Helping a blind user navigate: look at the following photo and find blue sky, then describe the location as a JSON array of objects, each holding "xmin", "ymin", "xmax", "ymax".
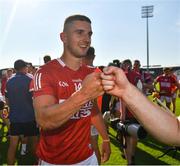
[{"xmin": 0, "ymin": 0, "xmax": 180, "ymax": 69}]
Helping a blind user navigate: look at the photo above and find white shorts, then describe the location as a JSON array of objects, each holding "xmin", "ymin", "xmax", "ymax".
[
  {"xmin": 39, "ymin": 152, "xmax": 98, "ymax": 165},
  {"xmin": 160, "ymin": 96, "xmax": 172, "ymax": 103},
  {"xmin": 91, "ymin": 125, "xmax": 99, "ymax": 136}
]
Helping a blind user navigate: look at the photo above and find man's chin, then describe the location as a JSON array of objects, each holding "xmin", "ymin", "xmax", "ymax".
[{"xmin": 76, "ymin": 54, "xmax": 86, "ymax": 58}]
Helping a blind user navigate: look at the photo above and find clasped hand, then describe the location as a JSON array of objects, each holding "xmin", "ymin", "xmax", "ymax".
[{"xmin": 82, "ymin": 66, "xmax": 129, "ymax": 99}]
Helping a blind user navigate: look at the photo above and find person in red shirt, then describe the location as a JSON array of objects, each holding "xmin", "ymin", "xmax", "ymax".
[
  {"xmin": 154, "ymin": 67, "xmax": 179, "ymax": 110},
  {"xmin": 0, "ymin": 69, "xmax": 13, "ymax": 133},
  {"xmin": 120, "ymin": 59, "xmax": 142, "ymax": 165},
  {"xmin": 1, "ymin": 70, "xmax": 7, "ymax": 97},
  {"xmin": 122, "ymin": 59, "xmax": 143, "ymax": 118},
  {"xmin": 133, "ymin": 60, "xmax": 154, "ymax": 95},
  {"xmin": 1, "ymin": 69, "xmax": 14, "ymax": 98},
  {"xmin": 170, "ymin": 69, "xmax": 179, "ymax": 113},
  {"xmin": 33, "ymin": 15, "xmax": 110, "ymax": 165}
]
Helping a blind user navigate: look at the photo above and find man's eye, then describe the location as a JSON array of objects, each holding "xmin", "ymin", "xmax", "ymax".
[
  {"xmin": 88, "ymin": 32, "xmax": 92, "ymax": 37},
  {"xmin": 77, "ymin": 30, "xmax": 83, "ymax": 35}
]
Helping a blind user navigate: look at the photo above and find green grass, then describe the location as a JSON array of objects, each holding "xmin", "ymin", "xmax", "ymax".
[
  {"xmin": 0, "ymin": 98, "xmax": 180, "ymax": 165},
  {"xmin": 100, "ymin": 128, "xmax": 180, "ymax": 165}
]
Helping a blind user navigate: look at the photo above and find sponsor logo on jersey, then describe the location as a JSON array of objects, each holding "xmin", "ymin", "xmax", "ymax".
[
  {"xmin": 70, "ymin": 101, "xmax": 93, "ymax": 119},
  {"xmin": 59, "ymin": 81, "xmax": 69, "ymax": 87},
  {"xmin": 160, "ymin": 82, "xmax": 171, "ymax": 87}
]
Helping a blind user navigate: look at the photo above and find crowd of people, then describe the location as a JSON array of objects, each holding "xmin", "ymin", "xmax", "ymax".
[{"xmin": 0, "ymin": 14, "xmax": 180, "ymax": 165}]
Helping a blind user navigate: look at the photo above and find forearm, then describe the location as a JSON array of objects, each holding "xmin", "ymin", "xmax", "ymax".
[
  {"xmin": 92, "ymin": 112, "xmax": 111, "ymax": 163},
  {"xmin": 91, "ymin": 112, "xmax": 109, "ymax": 140},
  {"xmin": 34, "ymin": 90, "xmax": 91, "ymax": 130},
  {"xmin": 121, "ymin": 83, "xmax": 180, "ymax": 146}
]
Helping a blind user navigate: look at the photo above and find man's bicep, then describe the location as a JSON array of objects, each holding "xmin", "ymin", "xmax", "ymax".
[
  {"xmin": 33, "ymin": 95, "xmax": 56, "ymax": 114},
  {"xmin": 33, "ymin": 95, "xmax": 55, "ymax": 110},
  {"xmin": 33, "ymin": 95, "xmax": 57, "ymax": 129}
]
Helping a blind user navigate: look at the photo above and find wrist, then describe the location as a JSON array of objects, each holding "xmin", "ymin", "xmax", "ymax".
[
  {"xmin": 72, "ymin": 90, "xmax": 90, "ymax": 106},
  {"xmin": 121, "ymin": 83, "xmax": 132, "ymax": 100}
]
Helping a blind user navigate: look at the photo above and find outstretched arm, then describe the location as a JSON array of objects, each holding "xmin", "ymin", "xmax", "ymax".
[{"xmin": 101, "ymin": 66, "xmax": 180, "ymax": 146}]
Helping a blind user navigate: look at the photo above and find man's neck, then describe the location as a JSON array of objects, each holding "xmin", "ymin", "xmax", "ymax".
[{"xmin": 60, "ymin": 53, "xmax": 82, "ymax": 71}]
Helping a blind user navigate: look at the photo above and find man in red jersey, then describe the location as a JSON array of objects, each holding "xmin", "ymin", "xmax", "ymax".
[
  {"xmin": 133, "ymin": 60, "xmax": 153, "ymax": 95},
  {"xmin": 169, "ymin": 68, "xmax": 179, "ymax": 113},
  {"xmin": 33, "ymin": 15, "xmax": 111, "ymax": 165},
  {"xmin": 154, "ymin": 67, "xmax": 180, "ymax": 110},
  {"xmin": 120, "ymin": 59, "xmax": 143, "ymax": 165}
]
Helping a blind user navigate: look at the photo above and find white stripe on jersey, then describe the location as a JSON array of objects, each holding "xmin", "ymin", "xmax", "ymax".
[
  {"xmin": 34, "ymin": 73, "xmax": 42, "ymax": 90},
  {"xmin": 38, "ymin": 73, "xmax": 42, "ymax": 89},
  {"xmin": 57, "ymin": 58, "xmax": 66, "ymax": 67}
]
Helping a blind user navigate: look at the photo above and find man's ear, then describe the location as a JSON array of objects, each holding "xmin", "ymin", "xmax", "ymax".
[{"xmin": 60, "ymin": 32, "xmax": 66, "ymax": 43}]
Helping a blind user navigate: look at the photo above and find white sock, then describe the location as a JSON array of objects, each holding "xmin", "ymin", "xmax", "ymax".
[{"xmin": 21, "ymin": 144, "xmax": 27, "ymax": 155}]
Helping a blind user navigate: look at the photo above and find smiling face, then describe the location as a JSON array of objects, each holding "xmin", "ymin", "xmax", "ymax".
[{"xmin": 61, "ymin": 20, "xmax": 92, "ymax": 59}]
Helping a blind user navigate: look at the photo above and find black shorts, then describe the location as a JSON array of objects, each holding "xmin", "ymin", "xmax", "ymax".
[{"xmin": 10, "ymin": 121, "xmax": 39, "ymax": 136}]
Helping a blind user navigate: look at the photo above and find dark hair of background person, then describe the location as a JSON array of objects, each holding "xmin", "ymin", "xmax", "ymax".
[
  {"xmin": 43, "ymin": 55, "xmax": 51, "ymax": 64},
  {"xmin": 113, "ymin": 59, "xmax": 121, "ymax": 68},
  {"xmin": 14, "ymin": 59, "xmax": 28, "ymax": 71}
]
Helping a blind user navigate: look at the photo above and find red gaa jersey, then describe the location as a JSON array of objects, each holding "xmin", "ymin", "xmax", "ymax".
[
  {"xmin": 125, "ymin": 70, "xmax": 142, "ymax": 119},
  {"xmin": 156, "ymin": 75, "xmax": 176, "ymax": 96},
  {"xmin": 33, "ymin": 59, "xmax": 96, "ymax": 164}
]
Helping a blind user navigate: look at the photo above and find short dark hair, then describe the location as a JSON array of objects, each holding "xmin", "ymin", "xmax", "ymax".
[
  {"xmin": 134, "ymin": 59, "xmax": 140, "ymax": 64},
  {"xmin": 63, "ymin": 14, "xmax": 91, "ymax": 32},
  {"xmin": 43, "ymin": 55, "xmax": 51, "ymax": 64},
  {"xmin": 163, "ymin": 67, "xmax": 171, "ymax": 72},
  {"xmin": 123, "ymin": 59, "xmax": 132, "ymax": 66},
  {"xmin": 113, "ymin": 59, "xmax": 121, "ymax": 68},
  {"xmin": 14, "ymin": 59, "xmax": 28, "ymax": 71},
  {"xmin": 122, "ymin": 59, "xmax": 132, "ymax": 69}
]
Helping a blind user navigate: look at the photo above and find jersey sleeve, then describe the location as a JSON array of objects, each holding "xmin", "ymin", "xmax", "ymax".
[
  {"xmin": 94, "ymin": 67, "xmax": 102, "ymax": 73},
  {"xmin": 33, "ymin": 68, "xmax": 55, "ymax": 98}
]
